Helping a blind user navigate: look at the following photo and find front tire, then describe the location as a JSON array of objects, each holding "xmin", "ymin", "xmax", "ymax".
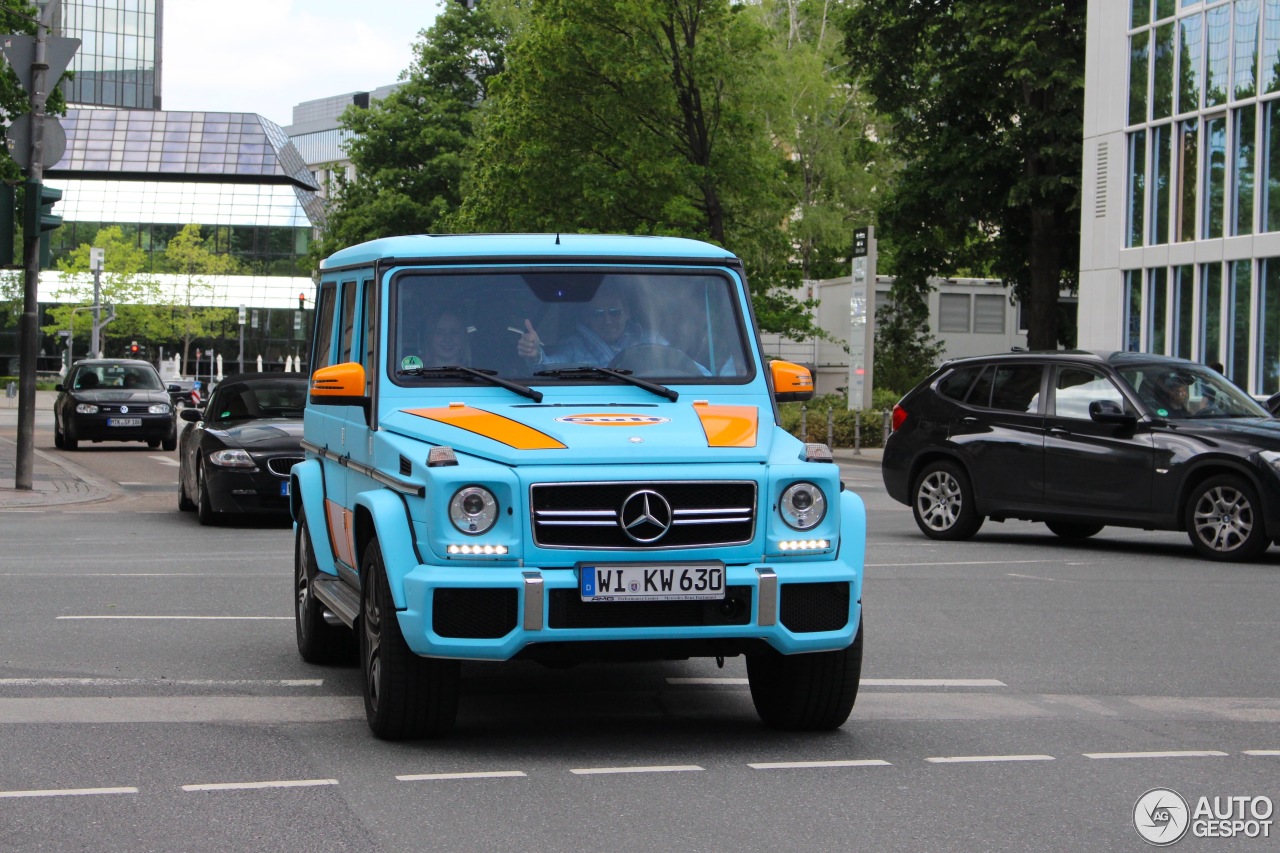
[
  {"xmin": 1185, "ymin": 475, "xmax": 1270, "ymax": 561},
  {"xmin": 912, "ymin": 460, "xmax": 983, "ymax": 540},
  {"xmin": 195, "ymin": 457, "xmax": 218, "ymax": 526},
  {"xmin": 747, "ymin": 621, "xmax": 862, "ymax": 731},
  {"xmin": 1045, "ymin": 521, "xmax": 1105, "ymax": 539},
  {"xmin": 360, "ymin": 537, "xmax": 459, "ymax": 739},
  {"xmin": 295, "ymin": 512, "xmax": 354, "ymax": 664}
]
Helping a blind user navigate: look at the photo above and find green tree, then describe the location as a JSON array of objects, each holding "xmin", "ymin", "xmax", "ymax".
[
  {"xmin": 161, "ymin": 224, "xmax": 239, "ymax": 371},
  {"xmin": 42, "ymin": 226, "xmax": 160, "ymax": 358},
  {"xmin": 313, "ymin": 1, "xmax": 505, "ymax": 260},
  {"xmin": 873, "ymin": 295, "xmax": 944, "ymax": 395},
  {"xmin": 844, "ymin": 0, "xmax": 1085, "ymax": 350}
]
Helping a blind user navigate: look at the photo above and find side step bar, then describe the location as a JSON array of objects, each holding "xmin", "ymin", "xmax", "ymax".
[{"xmin": 312, "ymin": 575, "xmax": 360, "ymax": 628}]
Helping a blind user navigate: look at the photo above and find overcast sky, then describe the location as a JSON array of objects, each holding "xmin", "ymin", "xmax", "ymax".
[{"xmin": 161, "ymin": 0, "xmax": 442, "ymax": 126}]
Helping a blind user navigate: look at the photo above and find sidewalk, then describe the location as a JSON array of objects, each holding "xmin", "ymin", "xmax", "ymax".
[{"xmin": 0, "ymin": 391, "xmax": 114, "ymax": 510}]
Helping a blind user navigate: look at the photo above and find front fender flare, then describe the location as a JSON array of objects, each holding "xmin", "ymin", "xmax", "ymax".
[
  {"xmin": 353, "ymin": 488, "xmax": 417, "ymax": 610},
  {"xmin": 291, "ymin": 459, "xmax": 336, "ymax": 577}
]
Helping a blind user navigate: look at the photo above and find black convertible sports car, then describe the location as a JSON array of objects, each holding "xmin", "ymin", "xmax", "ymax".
[{"xmin": 177, "ymin": 372, "xmax": 307, "ymax": 524}]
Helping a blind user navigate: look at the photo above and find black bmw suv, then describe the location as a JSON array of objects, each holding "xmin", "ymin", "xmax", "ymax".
[{"xmin": 882, "ymin": 351, "xmax": 1280, "ymax": 562}]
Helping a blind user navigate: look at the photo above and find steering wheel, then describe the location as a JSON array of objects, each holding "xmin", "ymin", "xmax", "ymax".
[
  {"xmin": 1193, "ymin": 403, "xmax": 1225, "ymax": 418},
  {"xmin": 608, "ymin": 344, "xmax": 703, "ymax": 376}
]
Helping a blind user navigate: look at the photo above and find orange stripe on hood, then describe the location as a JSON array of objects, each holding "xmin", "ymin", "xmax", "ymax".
[
  {"xmin": 403, "ymin": 405, "xmax": 566, "ymax": 450},
  {"xmin": 693, "ymin": 403, "xmax": 758, "ymax": 447}
]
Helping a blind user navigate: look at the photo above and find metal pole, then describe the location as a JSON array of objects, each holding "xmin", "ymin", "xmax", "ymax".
[
  {"xmin": 90, "ymin": 265, "xmax": 101, "ymax": 357},
  {"xmin": 14, "ymin": 1, "xmax": 58, "ymax": 490},
  {"xmin": 854, "ymin": 411, "xmax": 862, "ymax": 455},
  {"xmin": 800, "ymin": 404, "xmax": 807, "ymax": 442},
  {"xmin": 826, "ymin": 407, "xmax": 833, "ymax": 448}
]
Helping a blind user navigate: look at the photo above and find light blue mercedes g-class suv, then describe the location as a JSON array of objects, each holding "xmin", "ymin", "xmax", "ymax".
[{"xmin": 291, "ymin": 234, "xmax": 865, "ymax": 738}]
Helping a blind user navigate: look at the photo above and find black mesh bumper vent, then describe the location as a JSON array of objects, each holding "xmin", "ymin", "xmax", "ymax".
[
  {"xmin": 779, "ymin": 582, "xmax": 849, "ymax": 633},
  {"xmin": 432, "ymin": 588, "xmax": 518, "ymax": 639},
  {"xmin": 548, "ymin": 586, "xmax": 753, "ymax": 629}
]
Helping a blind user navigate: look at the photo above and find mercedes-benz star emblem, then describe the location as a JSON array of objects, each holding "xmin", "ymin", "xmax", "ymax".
[{"xmin": 619, "ymin": 489, "xmax": 673, "ymax": 543}]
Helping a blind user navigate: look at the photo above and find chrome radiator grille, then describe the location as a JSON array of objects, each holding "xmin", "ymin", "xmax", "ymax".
[{"xmin": 531, "ymin": 481, "xmax": 756, "ymax": 549}]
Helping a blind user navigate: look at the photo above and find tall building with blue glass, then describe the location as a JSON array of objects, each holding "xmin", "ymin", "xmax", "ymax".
[{"xmin": 1081, "ymin": 0, "xmax": 1280, "ymax": 395}]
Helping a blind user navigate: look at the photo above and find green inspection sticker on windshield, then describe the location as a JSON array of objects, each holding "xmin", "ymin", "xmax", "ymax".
[
  {"xmin": 401, "ymin": 355, "xmax": 423, "ymax": 370},
  {"xmin": 1157, "ymin": 408, "xmax": 1168, "ymax": 416}
]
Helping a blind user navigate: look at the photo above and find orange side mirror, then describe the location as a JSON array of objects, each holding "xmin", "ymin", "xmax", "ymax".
[
  {"xmin": 771, "ymin": 360, "xmax": 814, "ymax": 403},
  {"xmin": 310, "ymin": 362, "xmax": 366, "ymax": 400}
]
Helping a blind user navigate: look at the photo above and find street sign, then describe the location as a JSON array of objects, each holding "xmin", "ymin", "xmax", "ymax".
[
  {"xmin": 238, "ymin": 304, "xmax": 246, "ymax": 325},
  {"xmin": 5, "ymin": 114, "xmax": 66, "ymax": 169},
  {"xmin": 89, "ymin": 247, "xmax": 104, "ymax": 271},
  {"xmin": 0, "ymin": 35, "xmax": 81, "ymax": 93},
  {"xmin": 853, "ymin": 227, "xmax": 869, "ymax": 258}
]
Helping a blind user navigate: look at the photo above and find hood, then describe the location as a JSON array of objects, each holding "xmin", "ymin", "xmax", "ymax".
[
  {"xmin": 1174, "ymin": 417, "xmax": 1280, "ymax": 449},
  {"xmin": 209, "ymin": 419, "xmax": 305, "ymax": 451},
  {"xmin": 380, "ymin": 401, "xmax": 772, "ymax": 465},
  {"xmin": 72, "ymin": 388, "xmax": 170, "ymax": 406}
]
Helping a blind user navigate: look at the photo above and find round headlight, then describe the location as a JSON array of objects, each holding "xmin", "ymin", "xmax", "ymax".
[
  {"xmin": 450, "ymin": 486, "xmax": 498, "ymax": 535},
  {"xmin": 780, "ymin": 482, "xmax": 826, "ymax": 530}
]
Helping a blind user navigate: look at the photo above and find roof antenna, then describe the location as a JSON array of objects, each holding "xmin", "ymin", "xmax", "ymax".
[{"xmin": 555, "ymin": 233, "xmax": 560, "ymax": 245}]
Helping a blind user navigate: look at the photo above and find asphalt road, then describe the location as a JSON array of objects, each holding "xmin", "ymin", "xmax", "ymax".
[{"xmin": 0, "ymin": 424, "xmax": 1277, "ymax": 852}]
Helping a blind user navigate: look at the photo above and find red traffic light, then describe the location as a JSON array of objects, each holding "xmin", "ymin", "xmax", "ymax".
[
  {"xmin": 298, "ymin": 292, "xmax": 306, "ymax": 310},
  {"xmin": 129, "ymin": 342, "xmax": 139, "ymax": 355}
]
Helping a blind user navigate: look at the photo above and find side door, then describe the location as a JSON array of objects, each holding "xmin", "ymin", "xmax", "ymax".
[
  {"xmin": 1042, "ymin": 364, "xmax": 1155, "ymax": 517},
  {"xmin": 947, "ymin": 362, "xmax": 1047, "ymax": 511}
]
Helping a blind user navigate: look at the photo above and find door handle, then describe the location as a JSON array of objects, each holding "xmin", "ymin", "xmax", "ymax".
[{"xmin": 1048, "ymin": 427, "xmax": 1070, "ymax": 436}]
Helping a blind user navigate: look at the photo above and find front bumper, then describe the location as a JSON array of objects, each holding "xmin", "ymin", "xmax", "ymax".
[
  {"xmin": 203, "ymin": 467, "xmax": 292, "ymax": 514},
  {"xmin": 396, "ymin": 559, "xmax": 861, "ymax": 661},
  {"xmin": 70, "ymin": 413, "xmax": 174, "ymax": 443}
]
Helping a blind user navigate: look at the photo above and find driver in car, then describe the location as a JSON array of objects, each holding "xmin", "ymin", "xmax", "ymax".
[
  {"xmin": 516, "ymin": 283, "xmax": 666, "ymax": 366},
  {"xmin": 1153, "ymin": 372, "xmax": 1193, "ymax": 418}
]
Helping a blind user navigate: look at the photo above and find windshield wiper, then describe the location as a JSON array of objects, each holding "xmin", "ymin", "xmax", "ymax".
[
  {"xmin": 534, "ymin": 365, "xmax": 679, "ymax": 401},
  {"xmin": 399, "ymin": 365, "xmax": 543, "ymax": 403}
]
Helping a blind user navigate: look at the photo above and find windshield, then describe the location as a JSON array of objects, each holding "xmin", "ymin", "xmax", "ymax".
[
  {"xmin": 207, "ymin": 378, "xmax": 308, "ymax": 422},
  {"xmin": 390, "ymin": 271, "xmax": 753, "ymax": 386},
  {"xmin": 1117, "ymin": 363, "xmax": 1269, "ymax": 419},
  {"xmin": 75, "ymin": 364, "xmax": 163, "ymax": 391}
]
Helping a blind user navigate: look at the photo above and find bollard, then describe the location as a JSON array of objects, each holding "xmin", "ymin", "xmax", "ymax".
[
  {"xmin": 800, "ymin": 404, "xmax": 807, "ymax": 441},
  {"xmin": 854, "ymin": 411, "xmax": 862, "ymax": 455},
  {"xmin": 883, "ymin": 409, "xmax": 892, "ymax": 443},
  {"xmin": 5, "ymin": 380, "xmax": 15, "ymax": 399},
  {"xmin": 826, "ymin": 407, "xmax": 833, "ymax": 449}
]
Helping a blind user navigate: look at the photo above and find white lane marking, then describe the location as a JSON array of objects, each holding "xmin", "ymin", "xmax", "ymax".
[
  {"xmin": 57, "ymin": 615, "xmax": 291, "ymax": 621},
  {"xmin": 0, "ymin": 678, "xmax": 321, "ymax": 687},
  {"xmin": 148, "ymin": 455, "xmax": 179, "ymax": 467},
  {"xmin": 0, "ymin": 786, "xmax": 138, "ymax": 799},
  {"xmin": 1084, "ymin": 750, "xmax": 1229, "ymax": 760},
  {"xmin": 1243, "ymin": 750, "xmax": 1280, "ymax": 756},
  {"xmin": 749, "ymin": 760, "xmax": 891, "ymax": 770},
  {"xmin": 927, "ymin": 754, "xmax": 1055, "ymax": 764},
  {"xmin": 397, "ymin": 771, "xmax": 527, "ymax": 781},
  {"xmin": 867, "ymin": 560, "xmax": 1061, "ymax": 568},
  {"xmin": 570, "ymin": 765, "xmax": 703, "ymax": 776},
  {"xmin": 1, "ymin": 572, "xmax": 285, "ymax": 576},
  {"xmin": 182, "ymin": 779, "xmax": 337, "ymax": 792},
  {"xmin": 665, "ymin": 677, "xmax": 1006, "ymax": 688},
  {"xmin": 1007, "ymin": 573, "xmax": 1068, "ymax": 582}
]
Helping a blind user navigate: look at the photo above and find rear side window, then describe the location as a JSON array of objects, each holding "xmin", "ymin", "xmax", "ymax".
[
  {"xmin": 990, "ymin": 365, "xmax": 1043, "ymax": 413},
  {"xmin": 937, "ymin": 366, "xmax": 983, "ymax": 401}
]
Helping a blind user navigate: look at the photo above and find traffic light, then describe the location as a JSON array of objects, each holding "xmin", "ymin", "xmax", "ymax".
[
  {"xmin": 129, "ymin": 341, "xmax": 140, "ymax": 356},
  {"xmin": 22, "ymin": 182, "xmax": 62, "ymax": 269},
  {"xmin": 298, "ymin": 292, "xmax": 306, "ymax": 310}
]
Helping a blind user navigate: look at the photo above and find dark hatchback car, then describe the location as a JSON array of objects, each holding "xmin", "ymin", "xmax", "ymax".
[
  {"xmin": 177, "ymin": 372, "xmax": 307, "ymax": 525},
  {"xmin": 54, "ymin": 359, "xmax": 177, "ymax": 451},
  {"xmin": 883, "ymin": 351, "xmax": 1280, "ymax": 562}
]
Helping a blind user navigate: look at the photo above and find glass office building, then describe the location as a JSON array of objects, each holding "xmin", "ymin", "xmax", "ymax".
[
  {"xmin": 36, "ymin": 0, "xmax": 161, "ymax": 110},
  {"xmin": 1080, "ymin": 0, "xmax": 1280, "ymax": 395}
]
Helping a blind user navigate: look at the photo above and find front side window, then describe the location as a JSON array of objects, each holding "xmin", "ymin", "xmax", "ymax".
[
  {"xmin": 1119, "ymin": 362, "xmax": 1267, "ymax": 418},
  {"xmin": 1053, "ymin": 367, "xmax": 1129, "ymax": 420},
  {"xmin": 391, "ymin": 271, "xmax": 752, "ymax": 385}
]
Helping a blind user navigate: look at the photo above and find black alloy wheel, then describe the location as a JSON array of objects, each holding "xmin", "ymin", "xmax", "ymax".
[
  {"xmin": 360, "ymin": 537, "xmax": 459, "ymax": 739},
  {"xmin": 195, "ymin": 457, "xmax": 217, "ymax": 526},
  {"xmin": 294, "ymin": 511, "xmax": 354, "ymax": 664}
]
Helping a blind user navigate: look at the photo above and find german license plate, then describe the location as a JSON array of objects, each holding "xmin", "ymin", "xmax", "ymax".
[
  {"xmin": 107, "ymin": 417, "xmax": 142, "ymax": 427},
  {"xmin": 580, "ymin": 563, "xmax": 725, "ymax": 602}
]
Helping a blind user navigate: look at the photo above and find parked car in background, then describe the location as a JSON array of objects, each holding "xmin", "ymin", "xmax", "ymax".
[
  {"xmin": 53, "ymin": 359, "xmax": 177, "ymax": 451},
  {"xmin": 167, "ymin": 377, "xmax": 199, "ymax": 408},
  {"xmin": 883, "ymin": 351, "xmax": 1280, "ymax": 562},
  {"xmin": 177, "ymin": 372, "xmax": 307, "ymax": 525}
]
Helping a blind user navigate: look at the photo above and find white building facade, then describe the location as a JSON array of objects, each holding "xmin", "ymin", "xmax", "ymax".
[{"xmin": 1080, "ymin": 0, "xmax": 1280, "ymax": 395}]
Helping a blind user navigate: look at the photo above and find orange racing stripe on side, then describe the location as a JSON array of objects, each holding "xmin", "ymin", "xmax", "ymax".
[
  {"xmin": 325, "ymin": 498, "xmax": 356, "ymax": 567},
  {"xmin": 693, "ymin": 404, "xmax": 758, "ymax": 447},
  {"xmin": 403, "ymin": 406, "xmax": 567, "ymax": 450}
]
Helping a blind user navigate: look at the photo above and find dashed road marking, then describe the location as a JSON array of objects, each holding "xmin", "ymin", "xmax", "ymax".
[
  {"xmin": 1083, "ymin": 750, "xmax": 1229, "ymax": 760},
  {"xmin": 148, "ymin": 456, "xmax": 179, "ymax": 467},
  {"xmin": 570, "ymin": 765, "xmax": 703, "ymax": 776},
  {"xmin": 1242, "ymin": 750, "xmax": 1280, "ymax": 756},
  {"xmin": 0, "ymin": 678, "xmax": 321, "ymax": 688},
  {"xmin": 749, "ymin": 760, "xmax": 891, "ymax": 770},
  {"xmin": 0, "ymin": 786, "xmax": 138, "ymax": 799},
  {"xmin": 397, "ymin": 771, "xmax": 527, "ymax": 782},
  {"xmin": 57, "ymin": 615, "xmax": 291, "ymax": 621},
  {"xmin": 665, "ymin": 677, "xmax": 1006, "ymax": 688},
  {"xmin": 926, "ymin": 754, "xmax": 1055, "ymax": 764},
  {"xmin": 182, "ymin": 779, "xmax": 337, "ymax": 792}
]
